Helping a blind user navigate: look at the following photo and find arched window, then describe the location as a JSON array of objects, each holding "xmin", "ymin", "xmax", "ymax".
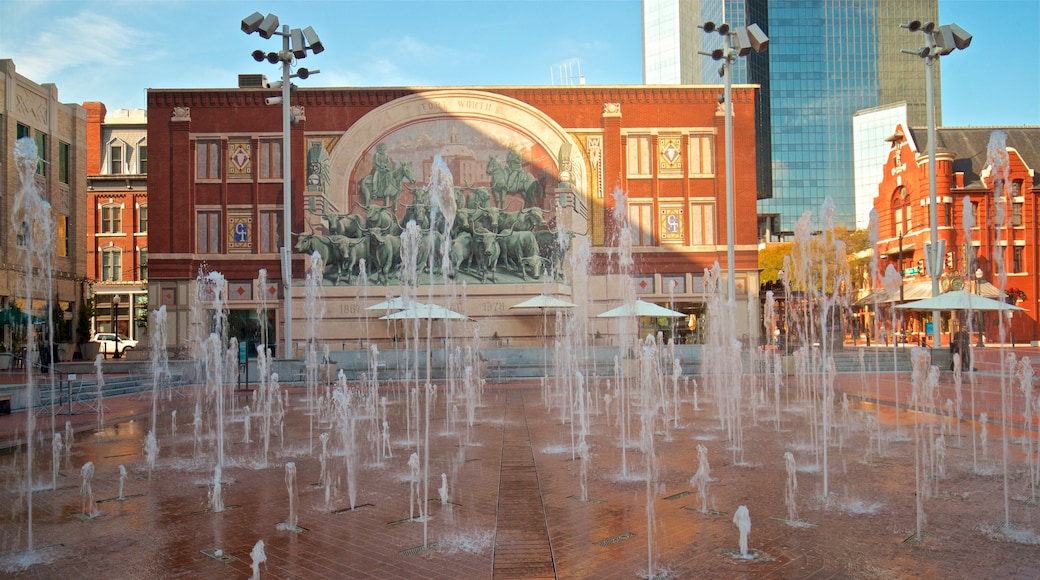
[{"xmin": 892, "ymin": 187, "xmax": 910, "ymax": 237}]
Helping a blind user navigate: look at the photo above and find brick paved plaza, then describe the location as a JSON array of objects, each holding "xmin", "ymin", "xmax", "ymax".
[{"xmin": 1, "ymin": 360, "xmax": 1039, "ymax": 578}]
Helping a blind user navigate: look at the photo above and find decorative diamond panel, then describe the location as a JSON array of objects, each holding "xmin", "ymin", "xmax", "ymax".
[{"xmin": 658, "ymin": 136, "xmax": 682, "ymax": 173}]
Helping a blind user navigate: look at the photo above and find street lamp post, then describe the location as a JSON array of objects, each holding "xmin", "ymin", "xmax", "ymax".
[
  {"xmin": 902, "ymin": 20, "xmax": 972, "ymax": 349},
  {"xmin": 975, "ymin": 267, "xmax": 984, "ymax": 347},
  {"xmin": 698, "ymin": 21, "xmax": 768, "ymax": 303},
  {"xmin": 112, "ymin": 294, "xmax": 121, "ymax": 359},
  {"xmin": 242, "ymin": 12, "xmax": 324, "ymax": 359}
]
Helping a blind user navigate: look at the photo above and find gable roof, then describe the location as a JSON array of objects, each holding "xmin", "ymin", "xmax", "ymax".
[{"xmin": 906, "ymin": 126, "xmax": 1040, "ymax": 189}]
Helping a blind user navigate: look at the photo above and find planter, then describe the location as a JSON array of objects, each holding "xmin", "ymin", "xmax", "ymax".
[
  {"xmin": 79, "ymin": 342, "xmax": 100, "ymax": 361},
  {"xmin": 56, "ymin": 343, "xmax": 76, "ymax": 362}
]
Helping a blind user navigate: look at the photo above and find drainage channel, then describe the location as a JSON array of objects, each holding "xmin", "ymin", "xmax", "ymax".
[{"xmin": 492, "ymin": 393, "xmax": 556, "ymax": 579}]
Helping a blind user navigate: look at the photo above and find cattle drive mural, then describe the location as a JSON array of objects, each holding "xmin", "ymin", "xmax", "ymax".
[{"xmin": 300, "ymin": 119, "xmax": 577, "ymax": 287}]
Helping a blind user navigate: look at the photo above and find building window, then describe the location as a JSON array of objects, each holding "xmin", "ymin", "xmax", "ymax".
[
  {"xmin": 101, "ymin": 247, "xmax": 122, "ymax": 282},
  {"xmin": 1012, "ymin": 246, "xmax": 1023, "ymax": 274},
  {"xmin": 893, "ymin": 187, "xmax": 911, "ymax": 237},
  {"xmin": 101, "ymin": 204, "xmax": 122, "ymax": 234},
  {"xmin": 970, "ymin": 201, "xmax": 979, "ymax": 227},
  {"xmin": 109, "ymin": 143, "xmax": 126, "ymax": 174},
  {"xmin": 689, "ymin": 202, "xmax": 716, "ymax": 245},
  {"xmin": 943, "ymin": 201, "xmax": 953, "ymax": 227},
  {"xmin": 15, "ymin": 222, "xmax": 28, "ymax": 248},
  {"xmin": 626, "ymin": 135, "xmax": 652, "ymax": 177},
  {"xmin": 196, "ymin": 140, "xmax": 221, "ymax": 180},
  {"xmin": 57, "ymin": 215, "xmax": 69, "ymax": 257},
  {"xmin": 138, "ymin": 144, "xmax": 148, "ymax": 174},
  {"xmin": 1012, "ymin": 202, "xmax": 1023, "ymax": 227},
  {"xmin": 139, "ymin": 247, "xmax": 148, "ymax": 280},
  {"xmin": 197, "ymin": 211, "xmax": 221, "ymax": 253},
  {"xmin": 1011, "ymin": 180, "xmax": 1022, "ymax": 197},
  {"xmin": 259, "ymin": 139, "xmax": 283, "ymax": 179},
  {"xmin": 628, "ymin": 203, "xmax": 654, "ymax": 246},
  {"xmin": 34, "ymin": 131, "xmax": 47, "ymax": 176},
  {"xmin": 688, "ymin": 134, "xmax": 714, "ymax": 176},
  {"xmin": 59, "ymin": 141, "xmax": 71, "ymax": 184},
  {"xmin": 138, "ymin": 205, "xmax": 148, "ymax": 234},
  {"xmin": 259, "ymin": 210, "xmax": 282, "ymax": 253},
  {"xmin": 16, "ymin": 123, "xmax": 31, "ymax": 140}
]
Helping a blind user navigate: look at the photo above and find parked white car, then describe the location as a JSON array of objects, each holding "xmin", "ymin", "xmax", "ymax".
[{"xmin": 91, "ymin": 333, "xmax": 138, "ymax": 357}]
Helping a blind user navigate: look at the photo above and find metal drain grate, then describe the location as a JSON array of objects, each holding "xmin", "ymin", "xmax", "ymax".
[
  {"xmin": 332, "ymin": 503, "xmax": 373, "ymax": 514},
  {"xmin": 595, "ymin": 531, "xmax": 635, "ymax": 546},
  {"xmin": 201, "ymin": 548, "xmax": 237, "ymax": 563},
  {"xmin": 400, "ymin": 541, "xmax": 440, "ymax": 555},
  {"xmin": 567, "ymin": 495, "xmax": 605, "ymax": 504}
]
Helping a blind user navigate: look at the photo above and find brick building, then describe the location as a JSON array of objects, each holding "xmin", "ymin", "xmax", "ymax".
[
  {"xmin": 84, "ymin": 103, "xmax": 149, "ymax": 343},
  {"xmin": 147, "ymin": 86, "xmax": 761, "ymax": 355},
  {"xmin": 874, "ymin": 125, "xmax": 1040, "ymax": 344},
  {"xmin": 0, "ymin": 60, "xmax": 87, "ymax": 356}
]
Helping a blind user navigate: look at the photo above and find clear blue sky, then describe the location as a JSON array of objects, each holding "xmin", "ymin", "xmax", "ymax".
[{"xmin": 1, "ymin": 0, "xmax": 1037, "ymax": 127}]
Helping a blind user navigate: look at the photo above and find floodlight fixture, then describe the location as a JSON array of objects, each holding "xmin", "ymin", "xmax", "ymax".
[
  {"xmin": 242, "ymin": 12, "xmax": 265, "ymax": 35},
  {"xmin": 902, "ymin": 20, "xmax": 922, "ymax": 32},
  {"xmin": 265, "ymin": 96, "xmax": 283, "ymax": 106},
  {"xmin": 745, "ymin": 23, "xmax": 768, "ymax": 53},
  {"xmin": 734, "ymin": 29, "xmax": 753, "ymax": 57},
  {"xmin": 302, "ymin": 26, "xmax": 324, "ymax": 54},
  {"xmin": 266, "ymin": 51, "xmax": 280, "ymax": 65},
  {"xmin": 290, "ymin": 28, "xmax": 307, "ymax": 59},
  {"xmin": 257, "ymin": 13, "xmax": 280, "ymax": 39},
  {"xmin": 295, "ymin": 68, "xmax": 311, "ymax": 80},
  {"xmin": 717, "ymin": 23, "xmax": 730, "ymax": 35},
  {"xmin": 252, "ymin": 49, "xmax": 266, "ymax": 62},
  {"xmin": 700, "ymin": 21, "xmax": 716, "ymax": 33}
]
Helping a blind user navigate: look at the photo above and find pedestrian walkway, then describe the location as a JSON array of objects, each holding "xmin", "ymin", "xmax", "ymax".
[{"xmin": 1, "ymin": 358, "xmax": 1038, "ymax": 578}]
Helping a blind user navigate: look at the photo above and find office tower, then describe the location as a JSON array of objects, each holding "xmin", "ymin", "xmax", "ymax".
[{"xmin": 643, "ymin": 0, "xmax": 939, "ymax": 235}]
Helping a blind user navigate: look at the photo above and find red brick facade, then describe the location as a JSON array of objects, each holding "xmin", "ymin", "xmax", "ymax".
[
  {"xmin": 146, "ymin": 86, "xmax": 761, "ymax": 350},
  {"xmin": 874, "ymin": 125, "xmax": 1039, "ymax": 343}
]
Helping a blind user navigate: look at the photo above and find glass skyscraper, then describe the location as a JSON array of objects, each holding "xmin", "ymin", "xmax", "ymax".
[{"xmin": 642, "ymin": 0, "xmax": 939, "ymax": 235}]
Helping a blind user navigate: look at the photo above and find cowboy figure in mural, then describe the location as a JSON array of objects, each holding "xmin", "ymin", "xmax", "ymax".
[
  {"xmin": 359, "ymin": 143, "xmax": 414, "ymax": 211},
  {"xmin": 487, "ymin": 149, "xmax": 543, "ymax": 208}
]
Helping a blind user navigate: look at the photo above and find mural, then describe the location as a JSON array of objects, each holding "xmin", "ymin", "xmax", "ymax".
[{"xmin": 300, "ymin": 118, "xmax": 576, "ymax": 286}]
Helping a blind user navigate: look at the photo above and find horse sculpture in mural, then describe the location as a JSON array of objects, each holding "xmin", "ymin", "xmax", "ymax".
[
  {"xmin": 487, "ymin": 155, "xmax": 543, "ymax": 209},
  {"xmin": 358, "ymin": 160, "xmax": 415, "ymax": 212}
]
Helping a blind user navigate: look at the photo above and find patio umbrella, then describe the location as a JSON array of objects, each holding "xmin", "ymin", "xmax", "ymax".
[
  {"xmin": 366, "ymin": 296, "xmax": 424, "ymax": 312},
  {"xmin": 510, "ymin": 295, "xmax": 576, "ymax": 310},
  {"xmin": 597, "ymin": 299, "xmax": 686, "ymax": 318},
  {"xmin": 511, "ymin": 295, "xmax": 576, "ymax": 370},
  {"xmin": 380, "ymin": 303, "xmax": 468, "ymax": 320},
  {"xmin": 895, "ymin": 290, "xmax": 1025, "ymax": 312}
]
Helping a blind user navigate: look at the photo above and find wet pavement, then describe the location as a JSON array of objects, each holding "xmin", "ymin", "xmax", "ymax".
[{"xmin": 0, "ymin": 352, "xmax": 1039, "ymax": 579}]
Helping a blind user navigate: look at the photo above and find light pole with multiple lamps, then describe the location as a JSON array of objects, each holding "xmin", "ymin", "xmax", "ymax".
[
  {"xmin": 901, "ymin": 19, "xmax": 971, "ymax": 348},
  {"xmin": 698, "ymin": 21, "xmax": 768, "ymax": 303},
  {"xmin": 241, "ymin": 12, "xmax": 324, "ymax": 359}
]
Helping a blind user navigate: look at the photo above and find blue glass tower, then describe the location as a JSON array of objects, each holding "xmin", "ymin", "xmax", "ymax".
[{"xmin": 643, "ymin": 0, "xmax": 939, "ymax": 234}]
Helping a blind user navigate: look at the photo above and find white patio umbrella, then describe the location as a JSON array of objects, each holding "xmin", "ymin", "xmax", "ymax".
[
  {"xmin": 895, "ymin": 290, "xmax": 1025, "ymax": 313},
  {"xmin": 380, "ymin": 303, "xmax": 468, "ymax": 320},
  {"xmin": 511, "ymin": 295, "xmax": 577, "ymax": 310},
  {"xmin": 597, "ymin": 299, "xmax": 686, "ymax": 318},
  {"xmin": 366, "ymin": 296, "xmax": 424, "ymax": 312},
  {"xmin": 511, "ymin": 295, "xmax": 576, "ymax": 371}
]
